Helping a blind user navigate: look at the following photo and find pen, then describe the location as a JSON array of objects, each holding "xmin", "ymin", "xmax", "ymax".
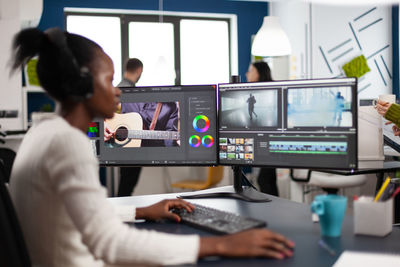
[
  {"xmin": 390, "ymin": 178, "xmax": 400, "ymax": 184},
  {"xmin": 318, "ymin": 239, "xmax": 336, "ymax": 256},
  {"xmin": 381, "ymin": 183, "xmax": 395, "ymax": 202},
  {"xmin": 374, "ymin": 177, "xmax": 391, "ymax": 202},
  {"xmin": 392, "ymin": 187, "xmax": 400, "ymax": 199}
]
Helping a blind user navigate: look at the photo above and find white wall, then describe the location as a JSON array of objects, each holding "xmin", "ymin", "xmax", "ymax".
[
  {"xmin": 312, "ymin": 4, "xmax": 392, "ymax": 99},
  {"xmin": 19, "ymin": 0, "xmax": 43, "ymax": 28},
  {"xmin": 0, "ymin": 0, "xmax": 22, "ymax": 130},
  {"xmin": 271, "ymin": 2, "xmax": 392, "ymax": 99},
  {"xmin": 0, "ymin": 0, "xmax": 43, "ymax": 131}
]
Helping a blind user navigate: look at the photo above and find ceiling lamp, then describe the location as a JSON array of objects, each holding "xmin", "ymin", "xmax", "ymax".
[{"xmin": 251, "ymin": 16, "xmax": 291, "ymax": 57}]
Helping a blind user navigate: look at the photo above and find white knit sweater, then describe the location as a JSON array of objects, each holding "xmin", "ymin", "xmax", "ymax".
[{"xmin": 9, "ymin": 114, "xmax": 199, "ymax": 266}]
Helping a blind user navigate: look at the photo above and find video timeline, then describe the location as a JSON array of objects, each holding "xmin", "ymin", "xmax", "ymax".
[{"xmin": 269, "ymin": 141, "xmax": 348, "ymax": 154}]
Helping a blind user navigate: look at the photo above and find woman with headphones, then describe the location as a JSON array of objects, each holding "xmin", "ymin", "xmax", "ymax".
[{"xmin": 9, "ymin": 28, "xmax": 294, "ymax": 266}]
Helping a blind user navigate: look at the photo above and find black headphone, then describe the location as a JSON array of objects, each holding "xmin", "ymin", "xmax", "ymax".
[{"xmin": 45, "ymin": 27, "xmax": 93, "ymax": 101}]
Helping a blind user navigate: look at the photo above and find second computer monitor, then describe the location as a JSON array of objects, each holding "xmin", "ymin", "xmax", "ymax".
[{"xmin": 218, "ymin": 78, "xmax": 358, "ymax": 169}]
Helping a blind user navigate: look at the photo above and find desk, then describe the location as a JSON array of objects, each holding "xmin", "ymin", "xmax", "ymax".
[{"xmin": 109, "ymin": 186, "xmax": 400, "ymax": 266}]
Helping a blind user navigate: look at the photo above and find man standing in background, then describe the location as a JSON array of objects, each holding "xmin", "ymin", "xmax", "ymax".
[{"xmin": 118, "ymin": 58, "xmax": 143, "ymax": 87}]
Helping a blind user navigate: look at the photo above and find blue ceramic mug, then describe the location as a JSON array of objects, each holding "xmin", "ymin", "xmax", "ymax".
[{"xmin": 311, "ymin": 194, "xmax": 347, "ymax": 237}]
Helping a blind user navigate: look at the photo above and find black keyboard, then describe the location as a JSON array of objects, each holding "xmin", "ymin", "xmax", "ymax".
[{"xmin": 172, "ymin": 203, "xmax": 267, "ymax": 234}]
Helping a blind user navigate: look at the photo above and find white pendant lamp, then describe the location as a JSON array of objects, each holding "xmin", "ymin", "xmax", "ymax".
[{"xmin": 251, "ymin": 16, "xmax": 291, "ymax": 57}]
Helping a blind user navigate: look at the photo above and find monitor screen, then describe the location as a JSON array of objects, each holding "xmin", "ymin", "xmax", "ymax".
[
  {"xmin": 218, "ymin": 78, "xmax": 358, "ymax": 169},
  {"xmin": 90, "ymin": 85, "xmax": 218, "ymax": 166}
]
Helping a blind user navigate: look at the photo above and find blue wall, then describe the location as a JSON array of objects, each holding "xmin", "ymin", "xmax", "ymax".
[{"xmin": 38, "ymin": 0, "xmax": 269, "ymax": 81}]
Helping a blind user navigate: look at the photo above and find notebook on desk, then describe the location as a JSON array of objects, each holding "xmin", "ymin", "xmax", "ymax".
[{"xmin": 333, "ymin": 251, "xmax": 400, "ymax": 267}]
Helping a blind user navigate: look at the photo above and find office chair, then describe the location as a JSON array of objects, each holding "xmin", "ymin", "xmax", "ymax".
[
  {"xmin": 0, "ymin": 147, "xmax": 16, "ymax": 183},
  {"xmin": 171, "ymin": 166, "xmax": 224, "ymax": 191},
  {"xmin": 0, "ymin": 161, "xmax": 32, "ymax": 267},
  {"xmin": 290, "ymin": 169, "xmax": 368, "ymax": 201}
]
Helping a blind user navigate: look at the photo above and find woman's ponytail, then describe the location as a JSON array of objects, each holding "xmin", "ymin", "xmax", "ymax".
[
  {"xmin": 11, "ymin": 27, "xmax": 101, "ymax": 102},
  {"xmin": 11, "ymin": 28, "xmax": 48, "ymax": 71}
]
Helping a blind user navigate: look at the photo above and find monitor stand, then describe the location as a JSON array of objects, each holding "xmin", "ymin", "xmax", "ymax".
[{"xmin": 178, "ymin": 166, "xmax": 272, "ymax": 202}]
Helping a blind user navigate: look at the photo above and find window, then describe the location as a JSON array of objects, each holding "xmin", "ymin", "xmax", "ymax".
[
  {"xmin": 180, "ymin": 19, "xmax": 230, "ymax": 85},
  {"xmin": 65, "ymin": 9, "xmax": 236, "ymax": 86},
  {"xmin": 129, "ymin": 22, "xmax": 175, "ymax": 86},
  {"xmin": 66, "ymin": 15, "xmax": 122, "ymax": 86}
]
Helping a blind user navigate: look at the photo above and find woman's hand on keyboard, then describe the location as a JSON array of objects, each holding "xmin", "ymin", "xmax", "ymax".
[
  {"xmin": 135, "ymin": 199, "xmax": 195, "ymax": 222},
  {"xmin": 199, "ymin": 229, "xmax": 295, "ymax": 259}
]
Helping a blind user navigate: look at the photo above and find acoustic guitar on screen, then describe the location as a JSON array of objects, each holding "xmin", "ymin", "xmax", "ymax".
[{"xmin": 105, "ymin": 113, "xmax": 180, "ymax": 148}]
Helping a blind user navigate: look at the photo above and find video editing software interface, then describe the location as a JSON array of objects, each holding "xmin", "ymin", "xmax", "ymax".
[
  {"xmin": 88, "ymin": 85, "xmax": 217, "ymax": 166},
  {"xmin": 218, "ymin": 78, "xmax": 358, "ymax": 169}
]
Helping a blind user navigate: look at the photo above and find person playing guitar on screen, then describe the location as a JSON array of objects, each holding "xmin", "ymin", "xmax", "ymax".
[{"xmin": 104, "ymin": 101, "xmax": 179, "ymax": 147}]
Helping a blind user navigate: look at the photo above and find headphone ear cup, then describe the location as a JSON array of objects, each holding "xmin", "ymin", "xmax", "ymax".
[{"xmin": 77, "ymin": 66, "xmax": 94, "ymax": 100}]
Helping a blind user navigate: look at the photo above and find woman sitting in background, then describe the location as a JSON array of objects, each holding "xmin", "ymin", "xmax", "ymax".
[
  {"xmin": 246, "ymin": 61, "xmax": 279, "ymax": 196},
  {"xmin": 9, "ymin": 28, "xmax": 294, "ymax": 266}
]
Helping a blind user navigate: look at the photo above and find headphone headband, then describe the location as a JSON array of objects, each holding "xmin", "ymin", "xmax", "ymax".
[{"xmin": 44, "ymin": 27, "xmax": 93, "ymax": 101}]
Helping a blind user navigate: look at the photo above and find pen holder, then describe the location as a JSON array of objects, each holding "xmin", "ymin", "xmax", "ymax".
[{"xmin": 353, "ymin": 197, "xmax": 393, "ymax": 237}]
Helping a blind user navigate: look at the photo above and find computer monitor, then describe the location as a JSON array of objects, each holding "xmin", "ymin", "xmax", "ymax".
[
  {"xmin": 88, "ymin": 85, "xmax": 218, "ymax": 166},
  {"xmin": 218, "ymin": 77, "xmax": 358, "ymax": 170}
]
